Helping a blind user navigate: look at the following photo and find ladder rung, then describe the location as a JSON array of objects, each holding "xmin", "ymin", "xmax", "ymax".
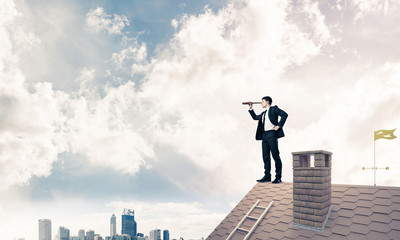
[
  {"xmin": 246, "ymin": 215, "xmax": 258, "ymax": 220},
  {"xmin": 255, "ymin": 205, "xmax": 266, "ymax": 209},
  {"xmin": 237, "ymin": 227, "xmax": 249, "ymax": 232}
]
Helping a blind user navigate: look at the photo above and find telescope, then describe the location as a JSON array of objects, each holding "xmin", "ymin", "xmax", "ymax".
[{"xmin": 242, "ymin": 101, "xmax": 261, "ymax": 105}]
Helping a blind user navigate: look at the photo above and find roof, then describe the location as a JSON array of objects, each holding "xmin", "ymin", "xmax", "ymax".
[{"xmin": 207, "ymin": 182, "xmax": 400, "ymax": 240}]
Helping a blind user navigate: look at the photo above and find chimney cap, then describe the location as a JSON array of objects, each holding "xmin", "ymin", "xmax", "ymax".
[{"xmin": 292, "ymin": 150, "xmax": 332, "ymax": 155}]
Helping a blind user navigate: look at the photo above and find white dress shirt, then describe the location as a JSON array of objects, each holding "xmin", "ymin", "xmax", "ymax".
[{"xmin": 263, "ymin": 107, "xmax": 275, "ymax": 131}]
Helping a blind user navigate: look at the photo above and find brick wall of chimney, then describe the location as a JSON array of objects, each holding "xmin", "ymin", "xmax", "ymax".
[{"xmin": 292, "ymin": 150, "xmax": 332, "ymax": 229}]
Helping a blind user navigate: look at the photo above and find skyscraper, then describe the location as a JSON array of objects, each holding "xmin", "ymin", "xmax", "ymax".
[
  {"xmin": 78, "ymin": 229, "xmax": 85, "ymax": 240},
  {"xmin": 149, "ymin": 229, "xmax": 161, "ymax": 240},
  {"xmin": 59, "ymin": 226, "xmax": 70, "ymax": 240},
  {"xmin": 121, "ymin": 209, "xmax": 137, "ymax": 239},
  {"xmin": 162, "ymin": 230, "xmax": 169, "ymax": 240},
  {"xmin": 110, "ymin": 213, "xmax": 117, "ymax": 237},
  {"xmin": 39, "ymin": 219, "xmax": 51, "ymax": 240},
  {"xmin": 86, "ymin": 230, "xmax": 95, "ymax": 240}
]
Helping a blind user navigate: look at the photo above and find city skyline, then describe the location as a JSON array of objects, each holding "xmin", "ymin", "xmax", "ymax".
[{"xmin": 37, "ymin": 211, "xmax": 175, "ymax": 240}]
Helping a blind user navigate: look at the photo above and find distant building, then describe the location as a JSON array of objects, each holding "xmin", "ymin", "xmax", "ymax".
[
  {"xmin": 39, "ymin": 219, "xmax": 51, "ymax": 240},
  {"xmin": 112, "ymin": 234, "xmax": 131, "ymax": 240},
  {"xmin": 162, "ymin": 230, "xmax": 169, "ymax": 240},
  {"xmin": 86, "ymin": 230, "xmax": 95, "ymax": 240},
  {"xmin": 94, "ymin": 236, "xmax": 103, "ymax": 240},
  {"xmin": 59, "ymin": 226, "xmax": 70, "ymax": 240},
  {"xmin": 78, "ymin": 229, "xmax": 85, "ymax": 240},
  {"xmin": 121, "ymin": 209, "xmax": 137, "ymax": 239},
  {"xmin": 71, "ymin": 237, "xmax": 80, "ymax": 240},
  {"xmin": 149, "ymin": 229, "xmax": 161, "ymax": 240},
  {"xmin": 110, "ymin": 213, "xmax": 117, "ymax": 237},
  {"xmin": 105, "ymin": 237, "xmax": 111, "ymax": 240}
]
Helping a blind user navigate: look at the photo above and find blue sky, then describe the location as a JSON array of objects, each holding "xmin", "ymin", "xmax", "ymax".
[{"xmin": 2, "ymin": 0, "xmax": 400, "ymax": 239}]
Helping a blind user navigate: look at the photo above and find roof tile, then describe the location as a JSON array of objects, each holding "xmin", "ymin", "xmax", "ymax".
[
  {"xmin": 241, "ymin": 218, "xmax": 256, "ymax": 229},
  {"xmin": 368, "ymin": 221, "xmax": 391, "ymax": 233},
  {"xmin": 230, "ymin": 231, "xmax": 246, "ymax": 240},
  {"xmin": 354, "ymin": 207, "xmax": 373, "ymax": 216},
  {"xmin": 390, "ymin": 203, "xmax": 400, "ymax": 211},
  {"xmin": 298, "ymin": 229, "xmax": 318, "ymax": 238},
  {"xmin": 373, "ymin": 197, "xmax": 392, "ymax": 206},
  {"xmin": 348, "ymin": 223, "xmax": 369, "ymax": 235},
  {"xmin": 344, "ymin": 188, "xmax": 360, "ymax": 196},
  {"xmin": 366, "ymin": 231, "xmax": 391, "ymax": 240},
  {"xmin": 388, "ymin": 220, "xmax": 400, "ymax": 230},
  {"xmin": 253, "ymin": 229, "xmax": 270, "ymax": 239},
  {"xmin": 342, "ymin": 195, "xmax": 358, "ymax": 202},
  {"xmin": 371, "ymin": 205, "xmax": 392, "ymax": 214},
  {"xmin": 369, "ymin": 213, "xmax": 392, "ymax": 224},
  {"xmin": 331, "ymin": 225, "xmax": 351, "ymax": 236},
  {"xmin": 347, "ymin": 232, "xmax": 368, "ymax": 240},
  {"xmin": 389, "ymin": 211, "xmax": 400, "ymax": 219},
  {"xmin": 270, "ymin": 229, "xmax": 285, "ymax": 239},
  {"xmin": 358, "ymin": 187, "xmax": 378, "ymax": 194},
  {"xmin": 328, "ymin": 233, "xmax": 347, "ymax": 240},
  {"xmin": 335, "ymin": 216, "xmax": 352, "ymax": 226},
  {"xmin": 375, "ymin": 189, "xmax": 392, "ymax": 199},
  {"xmin": 337, "ymin": 209, "xmax": 355, "ymax": 218},
  {"xmin": 340, "ymin": 201, "xmax": 356, "ymax": 210},
  {"xmin": 358, "ymin": 193, "xmax": 375, "ymax": 201},
  {"xmin": 352, "ymin": 215, "xmax": 372, "ymax": 225},
  {"xmin": 279, "ymin": 215, "xmax": 292, "ymax": 224},
  {"xmin": 274, "ymin": 222, "xmax": 290, "ymax": 232},
  {"xmin": 356, "ymin": 199, "xmax": 373, "ymax": 208},
  {"xmin": 388, "ymin": 229, "xmax": 400, "ymax": 239}
]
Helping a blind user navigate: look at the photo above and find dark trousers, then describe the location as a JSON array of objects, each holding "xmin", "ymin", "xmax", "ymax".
[{"xmin": 262, "ymin": 131, "xmax": 282, "ymax": 179}]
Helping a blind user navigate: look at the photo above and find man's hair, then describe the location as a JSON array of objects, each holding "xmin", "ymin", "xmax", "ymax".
[{"xmin": 262, "ymin": 96, "xmax": 272, "ymax": 105}]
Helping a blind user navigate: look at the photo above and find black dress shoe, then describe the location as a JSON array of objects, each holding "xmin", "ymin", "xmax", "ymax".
[
  {"xmin": 257, "ymin": 175, "xmax": 271, "ymax": 182},
  {"xmin": 272, "ymin": 179, "xmax": 282, "ymax": 184}
]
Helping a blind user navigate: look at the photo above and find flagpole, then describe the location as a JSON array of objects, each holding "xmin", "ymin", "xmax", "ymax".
[
  {"xmin": 363, "ymin": 129, "xmax": 394, "ymax": 186},
  {"xmin": 374, "ymin": 133, "xmax": 376, "ymax": 186}
]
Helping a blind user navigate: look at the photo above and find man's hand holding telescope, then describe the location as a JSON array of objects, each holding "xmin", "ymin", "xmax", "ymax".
[{"xmin": 242, "ymin": 101, "xmax": 261, "ymax": 110}]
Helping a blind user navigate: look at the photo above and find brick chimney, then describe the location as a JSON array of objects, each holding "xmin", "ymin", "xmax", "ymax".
[{"xmin": 292, "ymin": 150, "xmax": 332, "ymax": 231}]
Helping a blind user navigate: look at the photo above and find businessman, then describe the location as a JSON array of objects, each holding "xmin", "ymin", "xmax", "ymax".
[{"xmin": 248, "ymin": 96, "xmax": 288, "ymax": 183}]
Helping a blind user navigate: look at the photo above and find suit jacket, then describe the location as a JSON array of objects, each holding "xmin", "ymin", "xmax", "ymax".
[{"xmin": 249, "ymin": 106, "xmax": 288, "ymax": 140}]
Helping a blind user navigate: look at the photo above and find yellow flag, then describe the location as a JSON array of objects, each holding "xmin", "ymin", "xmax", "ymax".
[{"xmin": 374, "ymin": 129, "xmax": 397, "ymax": 140}]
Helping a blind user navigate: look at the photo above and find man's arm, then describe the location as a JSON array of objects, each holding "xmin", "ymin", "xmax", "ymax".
[
  {"xmin": 248, "ymin": 103, "xmax": 261, "ymax": 120},
  {"xmin": 276, "ymin": 107, "xmax": 288, "ymax": 128}
]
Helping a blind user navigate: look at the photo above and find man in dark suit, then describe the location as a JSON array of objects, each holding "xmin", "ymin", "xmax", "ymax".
[{"xmin": 248, "ymin": 96, "xmax": 288, "ymax": 183}]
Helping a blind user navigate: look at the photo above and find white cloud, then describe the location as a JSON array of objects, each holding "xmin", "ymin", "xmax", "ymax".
[
  {"xmin": 349, "ymin": 0, "xmax": 400, "ymax": 21},
  {"xmin": 86, "ymin": 7, "xmax": 129, "ymax": 35},
  {"xmin": 64, "ymin": 73, "xmax": 155, "ymax": 174},
  {"xmin": 0, "ymin": 2, "xmax": 152, "ymax": 190},
  {"xmin": 0, "ymin": 0, "xmax": 67, "ymax": 190},
  {"xmin": 111, "ymin": 43, "xmax": 147, "ymax": 66}
]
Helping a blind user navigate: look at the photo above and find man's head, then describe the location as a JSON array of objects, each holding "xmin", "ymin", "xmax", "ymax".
[{"xmin": 261, "ymin": 96, "xmax": 272, "ymax": 108}]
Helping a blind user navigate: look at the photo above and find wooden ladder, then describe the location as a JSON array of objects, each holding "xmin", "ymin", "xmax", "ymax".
[{"xmin": 226, "ymin": 200, "xmax": 274, "ymax": 240}]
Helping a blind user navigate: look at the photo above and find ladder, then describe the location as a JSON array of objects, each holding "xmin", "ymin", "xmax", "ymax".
[{"xmin": 226, "ymin": 200, "xmax": 274, "ymax": 240}]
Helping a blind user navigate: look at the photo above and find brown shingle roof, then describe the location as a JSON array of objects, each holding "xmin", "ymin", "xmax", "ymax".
[{"xmin": 207, "ymin": 182, "xmax": 400, "ymax": 240}]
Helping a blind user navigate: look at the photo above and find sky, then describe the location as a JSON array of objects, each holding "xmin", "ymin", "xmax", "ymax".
[{"xmin": 1, "ymin": 0, "xmax": 400, "ymax": 239}]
